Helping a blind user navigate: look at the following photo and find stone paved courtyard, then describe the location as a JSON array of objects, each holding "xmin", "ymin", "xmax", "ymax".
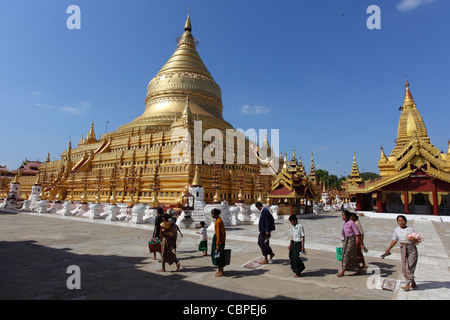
[{"xmin": 1, "ymin": 210, "xmax": 449, "ymax": 302}]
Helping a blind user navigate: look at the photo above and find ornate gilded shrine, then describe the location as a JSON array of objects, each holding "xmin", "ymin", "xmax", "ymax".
[
  {"xmin": 346, "ymin": 81, "xmax": 450, "ymax": 215},
  {"xmin": 268, "ymin": 149, "xmax": 318, "ymax": 214},
  {"xmin": 17, "ymin": 14, "xmax": 280, "ymax": 207}
]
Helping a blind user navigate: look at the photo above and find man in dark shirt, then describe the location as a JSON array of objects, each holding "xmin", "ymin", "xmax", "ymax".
[{"xmin": 256, "ymin": 202, "xmax": 275, "ymax": 264}]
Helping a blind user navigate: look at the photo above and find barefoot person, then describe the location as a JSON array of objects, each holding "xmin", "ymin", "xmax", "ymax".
[
  {"xmin": 151, "ymin": 207, "xmax": 164, "ymax": 260},
  {"xmin": 157, "ymin": 214, "xmax": 180, "ymax": 272},
  {"xmin": 256, "ymin": 202, "xmax": 275, "ymax": 264},
  {"xmin": 337, "ymin": 211, "xmax": 364, "ymax": 277},
  {"xmin": 211, "ymin": 208, "xmax": 226, "ymax": 277},
  {"xmin": 384, "ymin": 215, "xmax": 418, "ymax": 291},
  {"xmin": 288, "ymin": 215, "xmax": 306, "ymax": 277},
  {"xmin": 351, "ymin": 212, "xmax": 367, "ymax": 270},
  {"xmin": 196, "ymin": 221, "xmax": 208, "ymax": 256}
]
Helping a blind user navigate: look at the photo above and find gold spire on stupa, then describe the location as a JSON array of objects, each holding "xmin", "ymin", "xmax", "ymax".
[
  {"xmin": 34, "ymin": 172, "xmax": 41, "ymax": 185},
  {"xmin": 184, "ymin": 8, "xmax": 192, "ymax": 31},
  {"xmin": 348, "ymin": 152, "xmax": 363, "ymax": 184},
  {"xmin": 85, "ymin": 122, "xmax": 98, "ymax": 144},
  {"xmin": 392, "ymin": 80, "xmax": 429, "ymax": 156},
  {"xmin": 287, "ymin": 148, "xmax": 298, "ymax": 171},
  {"xmin": 379, "ymin": 145, "xmax": 388, "ymax": 164},
  {"xmin": 12, "ymin": 170, "xmax": 20, "ymax": 183},
  {"xmin": 309, "ymin": 152, "xmax": 317, "ymax": 183},
  {"xmin": 191, "ymin": 165, "xmax": 202, "ymax": 187}
]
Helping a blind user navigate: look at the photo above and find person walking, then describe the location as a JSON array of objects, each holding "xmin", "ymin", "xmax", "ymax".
[
  {"xmin": 337, "ymin": 210, "xmax": 364, "ymax": 277},
  {"xmin": 351, "ymin": 212, "xmax": 367, "ymax": 270},
  {"xmin": 211, "ymin": 208, "xmax": 226, "ymax": 277},
  {"xmin": 384, "ymin": 215, "xmax": 418, "ymax": 291},
  {"xmin": 169, "ymin": 211, "xmax": 183, "ymax": 254},
  {"xmin": 256, "ymin": 202, "xmax": 275, "ymax": 264},
  {"xmin": 288, "ymin": 215, "xmax": 306, "ymax": 277},
  {"xmin": 151, "ymin": 207, "xmax": 164, "ymax": 260},
  {"xmin": 196, "ymin": 221, "xmax": 208, "ymax": 256},
  {"xmin": 157, "ymin": 214, "xmax": 180, "ymax": 272}
]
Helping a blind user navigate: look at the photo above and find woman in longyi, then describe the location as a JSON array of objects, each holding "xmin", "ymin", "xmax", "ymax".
[
  {"xmin": 384, "ymin": 215, "xmax": 422, "ymax": 291},
  {"xmin": 337, "ymin": 211, "xmax": 364, "ymax": 277},
  {"xmin": 157, "ymin": 214, "xmax": 181, "ymax": 272},
  {"xmin": 210, "ymin": 208, "xmax": 226, "ymax": 277}
]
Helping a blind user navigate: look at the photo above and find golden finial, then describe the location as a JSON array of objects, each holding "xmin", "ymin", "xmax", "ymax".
[
  {"xmin": 191, "ymin": 165, "xmax": 202, "ymax": 186},
  {"xmin": 46, "ymin": 152, "xmax": 50, "ymax": 162},
  {"xmin": 86, "ymin": 122, "xmax": 98, "ymax": 143},
  {"xmin": 34, "ymin": 173, "xmax": 41, "ymax": 185},
  {"xmin": 182, "ymin": 95, "xmax": 192, "ymax": 125},
  {"xmin": 403, "ymin": 78, "xmax": 414, "ymax": 106},
  {"xmin": 379, "ymin": 145, "xmax": 388, "ymax": 163},
  {"xmin": 185, "ymin": 8, "xmax": 192, "ymax": 31}
]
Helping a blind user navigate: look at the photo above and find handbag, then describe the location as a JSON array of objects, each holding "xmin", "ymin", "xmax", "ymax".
[
  {"xmin": 148, "ymin": 238, "xmax": 161, "ymax": 253},
  {"xmin": 224, "ymin": 249, "xmax": 231, "ymax": 265},
  {"xmin": 336, "ymin": 247, "xmax": 343, "ymax": 261}
]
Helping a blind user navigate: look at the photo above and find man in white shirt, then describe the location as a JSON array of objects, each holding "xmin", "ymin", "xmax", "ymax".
[{"xmin": 288, "ymin": 215, "xmax": 305, "ymax": 277}]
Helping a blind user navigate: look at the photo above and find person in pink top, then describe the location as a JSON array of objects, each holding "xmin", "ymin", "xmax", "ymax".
[{"xmin": 337, "ymin": 211, "xmax": 364, "ymax": 277}]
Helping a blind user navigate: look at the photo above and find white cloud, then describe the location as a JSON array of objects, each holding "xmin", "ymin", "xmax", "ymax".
[
  {"xmin": 59, "ymin": 106, "xmax": 83, "ymax": 115},
  {"xmin": 313, "ymin": 146, "xmax": 332, "ymax": 153},
  {"xmin": 35, "ymin": 103, "xmax": 54, "ymax": 110},
  {"xmin": 397, "ymin": 0, "xmax": 435, "ymax": 12},
  {"xmin": 30, "ymin": 91, "xmax": 41, "ymax": 96},
  {"xmin": 239, "ymin": 104, "xmax": 271, "ymax": 115},
  {"xmin": 35, "ymin": 101, "xmax": 91, "ymax": 115},
  {"xmin": 59, "ymin": 101, "xmax": 91, "ymax": 115}
]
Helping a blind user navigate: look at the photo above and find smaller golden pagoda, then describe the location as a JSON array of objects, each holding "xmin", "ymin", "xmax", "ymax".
[
  {"xmin": 346, "ymin": 80, "xmax": 450, "ymax": 215},
  {"xmin": 268, "ymin": 149, "xmax": 318, "ymax": 214}
]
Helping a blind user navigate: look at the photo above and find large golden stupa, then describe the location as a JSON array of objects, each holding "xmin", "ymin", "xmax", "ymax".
[
  {"xmin": 118, "ymin": 13, "xmax": 233, "ymax": 132},
  {"xmin": 17, "ymin": 13, "xmax": 276, "ymax": 207}
]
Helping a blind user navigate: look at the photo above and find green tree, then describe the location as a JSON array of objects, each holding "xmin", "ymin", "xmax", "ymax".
[
  {"xmin": 316, "ymin": 169, "xmax": 329, "ymax": 184},
  {"xmin": 360, "ymin": 172, "xmax": 380, "ymax": 181}
]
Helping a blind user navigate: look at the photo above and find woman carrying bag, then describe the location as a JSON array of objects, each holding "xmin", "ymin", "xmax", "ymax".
[
  {"xmin": 211, "ymin": 208, "xmax": 226, "ymax": 277},
  {"xmin": 337, "ymin": 211, "xmax": 364, "ymax": 277},
  {"xmin": 157, "ymin": 214, "xmax": 181, "ymax": 272}
]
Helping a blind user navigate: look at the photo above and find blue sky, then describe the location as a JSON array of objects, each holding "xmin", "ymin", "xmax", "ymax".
[{"xmin": 0, "ymin": 0, "xmax": 449, "ymax": 177}]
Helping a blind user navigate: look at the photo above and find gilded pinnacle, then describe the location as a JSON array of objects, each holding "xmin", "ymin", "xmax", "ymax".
[{"xmin": 185, "ymin": 9, "xmax": 192, "ymax": 31}]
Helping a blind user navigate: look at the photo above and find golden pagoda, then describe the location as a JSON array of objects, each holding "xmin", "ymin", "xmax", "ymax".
[
  {"xmin": 347, "ymin": 152, "xmax": 363, "ymax": 185},
  {"xmin": 346, "ymin": 80, "xmax": 450, "ymax": 215},
  {"xmin": 18, "ymin": 13, "xmax": 275, "ymax": 206}
]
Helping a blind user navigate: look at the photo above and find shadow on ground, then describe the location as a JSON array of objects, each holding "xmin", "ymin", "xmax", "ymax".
[{"xmin": 0, "ymin": 240, "xmax": 293, "ymax": 300}]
